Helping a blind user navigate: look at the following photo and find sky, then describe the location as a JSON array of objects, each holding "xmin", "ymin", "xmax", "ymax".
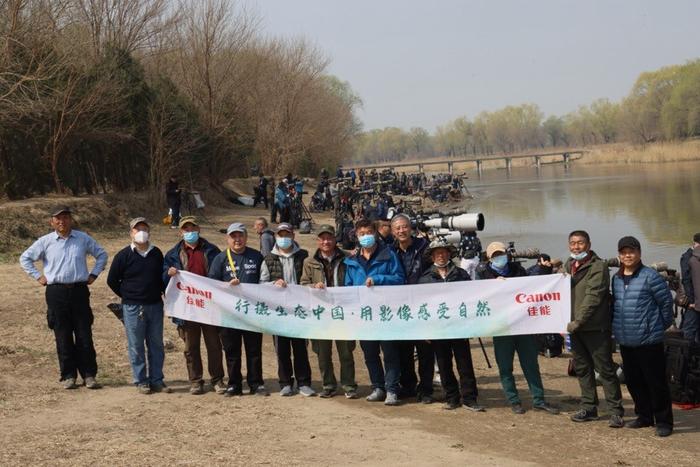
[{"xmin": 254, "ymin": 0, "xmax": 700, "ymax": 132}]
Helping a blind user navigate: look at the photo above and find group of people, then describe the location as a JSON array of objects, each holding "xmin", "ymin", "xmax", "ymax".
[{"xmin": 19, "ymin": 205, "xmax": 688, "ymax": 438}]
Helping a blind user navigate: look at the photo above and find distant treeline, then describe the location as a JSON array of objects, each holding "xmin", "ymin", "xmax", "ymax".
[
  {"xmin": 353, "ymin": 60, "xmax": 700, "ymax": 164},
  {"xmin": 0, "ymin": 0, "xmax": 361, "ymax": 199}
]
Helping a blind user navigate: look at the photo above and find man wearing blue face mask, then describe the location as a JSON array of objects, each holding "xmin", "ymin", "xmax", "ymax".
[
  {"xmin": 164, "ymin": 216, "xmax": 224, "ymax": 395},
  {"xmin": 564, "ymin": 230, "xmax": 624, "ymax": 427},
  {"xmin": 260, "ymin": 223, "xmax": 315, "ymax": 397},
  {"xmin": 475, "ymin": 242, "xmax": 559, "ymax": 416},
  {"xmin": 344, "ymin": 219, "xmax": 406, "ymax": 406}
]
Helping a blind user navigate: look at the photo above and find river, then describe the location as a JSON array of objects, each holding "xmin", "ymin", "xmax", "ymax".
[{"xmin": 464, "ymin": 161, "xmax": 700, "ymax": 267}]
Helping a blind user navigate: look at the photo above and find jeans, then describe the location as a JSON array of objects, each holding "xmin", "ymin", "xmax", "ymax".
[
  {"xmin": 681, "ymin": 308, "xmax": 700, "ymax": 343},
  {"xmin": 122, "ymin": 302, "xmax": 165, "ymax": 386},
  {"xmin": 45, "ymin": 284, "xmax": 97, "ymax": 381},
  {"xmin": 360, "ymin": 340, "xmax": 401, "ymax": 394}
]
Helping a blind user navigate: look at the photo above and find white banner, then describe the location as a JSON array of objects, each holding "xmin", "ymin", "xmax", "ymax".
[{"xmin": 164, "ymin": 271, "xmax": 570, "ymax": 340}]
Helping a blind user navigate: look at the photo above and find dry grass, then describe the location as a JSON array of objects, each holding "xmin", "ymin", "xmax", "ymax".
[{"xmin": 580, "ymin": 140, "xmax": 700, "ymax": 165}]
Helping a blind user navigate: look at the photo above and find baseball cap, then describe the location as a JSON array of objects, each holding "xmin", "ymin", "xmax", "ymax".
[
  {"xmin": 129, "ymin": 217, "xmax": 149, "ymax": 229},
  {"xmin": 486, "ymin": 241, "xmax": 507, "ymax": 259},
  {"xmin": 316, "ymin": 224, "xmax": 335, "ymax": 236},
  {"xmin": 51, "ymin": 206, "xmax": 72, "ymax": 217},
  {"xmin": 226, "ymin": 222, "xmax": 247, "ymax": 235},
  {"xmin": 178, "ymin": 216, "xmax": 198, "ymax": 229},
  {"xmin": 617, "ymin": 236, "xmax": 641, "ymax": 252},
  {"xmin": 276, "ymin": 223, "xmax": 294, "ymax": 233}
]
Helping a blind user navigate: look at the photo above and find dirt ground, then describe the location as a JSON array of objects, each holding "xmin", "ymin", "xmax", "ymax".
[{"xmin": 1, "ymin": 201, "xmax": 698, "ymax": 466}]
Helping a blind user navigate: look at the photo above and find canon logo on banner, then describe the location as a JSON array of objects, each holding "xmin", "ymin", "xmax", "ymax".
[
  {"xmin": 515, "ymin": 292, "xmax": 561, "ymax": 303},
  {"xmin": 176, "ymin": 282, "xmax": 213, "ymax": 299}
]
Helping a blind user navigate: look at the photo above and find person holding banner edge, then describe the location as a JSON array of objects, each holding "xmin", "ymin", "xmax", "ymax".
[
  {"xmin": 208, "ymin": 222, "xmax": 268, "ymax": 397},
  {"xmin": 476, "ymin": 242, "xmax": 559, "ymax": 415},
  {"xmin": 163, "ymin": 216, "xmax": 225, "ymax": 395},
  {"xmin": 344, "ymin": 219, "xmax": 406, "ymax": 406},
  {"xmin": 418, "ymin": 240, "xmax": 485, "ymax": 412},
  {"xmin": 300, "ymin": 224, "xmax": 358, "ymax": 399},
  {"xmin": 260, "ymin": 223, "xmax": 315, "ymax": 397}
]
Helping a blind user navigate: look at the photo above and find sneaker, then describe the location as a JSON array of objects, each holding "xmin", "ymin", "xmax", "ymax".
[
  {"xmin": 213, "ymin": 382, "xmax": 227, "ymax": 395},
  {"xmin": 511, "ymin": 403, "xmax": 526, "ymax": 414},
  {"xmin": 345, "ymin": 389, "xmax": 359, "ymax": 399},
  {"xmin": 319, "ymin": 388, "xmax": 337, "ymax": 398},
  {"xmin": 417, "ymin": 393, "xmax": 435, "ymax": 404},
  {"xmin": 223, "ymin": 386, "xmax": 243, "ymax": 397},
  {"xmin": 137, "ymin": 383, "xmax": 152, "ymax": 395},
  {"xmin": 62, "ymin": 378, "xmax": 78, "ymax": 390},
  {"xmin": 384, "ymin": 392, "xmax": 400, "ymax": 406},
  {"xmin": 570, "ymin": 408, "xmax": 598, "ymax": 422},
  {"xmin": 626, "ymin": 418, "xmax": 653, "ymax": 429},
  {"xmin": 280, "ymin": 385, "xmax": 294, "ymax": 396},
  {"xmin": 84, "ymin": 377, "xmax": 101, "ymax": 389},
  {"xmin": 190, "ymin": 382, "xmax": 204, "ymax": 395},
  {"xmin": 609, "ymin": 414, "xmax": 624, "ymax": 428},
  {"xmin": 252, "ymin": 386, "xmax": 270, "ymax": 397},
  {"xmin": 463, "ymin": 400, "xmax": 486, "ymax": 412},
  {"xmin": 299, "ymin": 385, "xmax": 317, "ymax": 397},
  {"xmin": 655, "ymin": 425, "xmax": 673, "ymax": 437},
  {"xmin": 533, "ymin": 402, "xmax": 560, "ymax": 415},
  {"xmin": 366, "ymin": 388, "xmax": 386, "ymax": 402},
  {"xmin": 150, "ymin": 383, "xmax": 172, "ymax": 394},
  {"xmin": 444, "ymin": 400, "xmax": 461, "ymax": 410}
]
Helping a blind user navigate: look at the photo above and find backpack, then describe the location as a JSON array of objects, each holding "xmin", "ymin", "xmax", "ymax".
[
  {"xmin": 536, "ymin": 334, "xmax": 564, "ymax": 358},
  {"xmin": 665, "ymin": 334, "xmax": 700, "ymax": 404}
]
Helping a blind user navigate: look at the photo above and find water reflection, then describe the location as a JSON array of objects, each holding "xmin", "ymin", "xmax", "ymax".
[{"xmin": 465, "ymin": 162, "xmax": 700, "ymax": 264}]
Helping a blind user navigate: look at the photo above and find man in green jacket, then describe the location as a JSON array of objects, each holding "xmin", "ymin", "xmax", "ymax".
[
  {"xmin": 564, "ymin": 230, "xmax": 624, "ymax": 427},
  {"xmin": 300, "ymin": 225, "xmax": 358, "ymax": 399}
]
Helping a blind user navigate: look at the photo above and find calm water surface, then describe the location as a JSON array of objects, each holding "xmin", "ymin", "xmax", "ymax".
[{"xmin": 461, "ymin": 161, "xmax": 700, "ymax": 266}]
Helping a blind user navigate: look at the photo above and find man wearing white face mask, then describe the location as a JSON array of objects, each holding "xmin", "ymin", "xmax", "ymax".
[
  {"xmin": 260, "ymin": 223, "xmax": 315, "ymax": 397},
  {"xmin": 564, "ymin": 230, "xmax": 624, "ymax": 427},
  {"xmin": 107, "ymin": 218, "xmax": 169, "ymax": 394}
]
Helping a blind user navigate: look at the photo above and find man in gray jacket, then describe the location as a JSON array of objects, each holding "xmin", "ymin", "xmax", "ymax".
[{"xmin": 254, "ymin": 217, "xmax": 275, "ymax": 258}]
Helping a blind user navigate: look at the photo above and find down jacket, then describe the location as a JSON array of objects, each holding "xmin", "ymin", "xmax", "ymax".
[
  {"xmin": 611, "ymin": 265, "xmax": 673, "ymax": 347},
  {"xmin": 344, "ymin": 244, "xmax": 405, "ymax": 286}
]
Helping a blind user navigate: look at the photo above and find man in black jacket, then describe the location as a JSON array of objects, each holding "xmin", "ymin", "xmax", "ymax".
[
  {"xmin": 418, "ymin": 240, "xmax": 484, "ymax": 412},
  {"xmin": 680, "ymin": 233, "xmax": 700, "ymax": 342},
  {"xmin": 208, "ymin": 222, "xmax": 268, "ymax": 397},
  {"xmin": 107, "ymin": 218, "xmax": 169, "ymax": 394},
  {"xmin": 390, "ymin": 214, "xmax": 434, "ymax": 402}
]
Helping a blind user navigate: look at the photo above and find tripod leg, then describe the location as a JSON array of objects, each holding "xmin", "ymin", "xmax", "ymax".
[{"xmin": 477, "ymin": 337, "xmax": 492, "ymax": 369}]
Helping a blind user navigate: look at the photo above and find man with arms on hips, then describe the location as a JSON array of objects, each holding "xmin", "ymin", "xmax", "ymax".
[
  {"xmin": 20, "ymin": 206, "xmax": 108, "ymax": 390},
  {"xmin": 107, "ymin": 218, "xmax": 169, "ymax": 394}
]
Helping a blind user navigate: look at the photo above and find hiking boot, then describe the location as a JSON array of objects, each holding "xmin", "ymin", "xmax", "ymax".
[
  {"xmin": 608, "ymin": 414, "xmax": 624, "ymax": 428},
  {"xmin": 63, "ymin": 378, "xmax": 78, "ymax": 390},
  {"xmin": 345, "ymin": 389, "xmax": 359, "ymax": 399},
  {"xmin": 213, "ymin": 382, "xmax": 227, "ymax": 395},
  {"xmin": 150, "ymin": 383, "xmax": 172, "ymax": 394},
  {"xmin": 463, "ymin": 400, "xmax": 486, "ymax": 412},
  {"xmin": 570, "ymin": 408, "xmax": 598, "ymax": 422},
  {"xmin": 444, "ymin": 400, "xmax": 461, "ymax": 410},
  {"xmin": 417, "ymin": 393, "xmax": 435, "ymax": 404},
  {"xmin": 384, "ymin": 392, "xmax": 400, "ymax": 406},
  {"xmin": 137, "ymin": 384, "xmax": 152, "ymax": 395},
  {"xmin": 299, "ymin": 385, "xmax": 317, "ymax": 397},
  {"xmin": 190, "ymin": 382, "xmax": 204, "ymax": 395},
  {"xmin": 626, "ymin": 418, "xmax": 653, "ymax": 429},
  {"xmin": 319, "ymin": 388, "xmax": 337, "ymax": 398},
  {"xmin": 223, "ymin": 386, "xmax": 243, "ymax": 397},
  {"xmin": 511, "ymin": 403, "xmax": 526, "ymax": 414},
  {"xmin": 84, "ymin": 377, "xmax": 101, "ymax": 389},
  {"xmin": 533, "ymin": 402, "xmax": 560, "ymax": 415},
  {"xmin": 280, "ymin": 385, "xmax": 294, "ymax": 396},
  {"xmin": 252, "ymin": 386, "xmax": 270, "ymax": 397},
  {"xmin": 655, "ymin": 425, "xmax": 673, "ymax": 437},
  {"xmin": 366, "ymin": 388, "xmax": 386, "ymax": 402}
]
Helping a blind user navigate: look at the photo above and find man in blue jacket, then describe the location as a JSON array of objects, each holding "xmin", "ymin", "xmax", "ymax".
[
  {"xmin": 163, "ymin": 216, "xmax": 224, "ymax": 395},
  {"xmin": 612, "ymin": 236, "xmax": 674, "ymax": 437},
  {"xmin": 344, "ymin": 219, "xmax": 405, "ymax": 405}
]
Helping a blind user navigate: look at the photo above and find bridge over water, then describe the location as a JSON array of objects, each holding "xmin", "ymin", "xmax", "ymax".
[{"xmin": 344, "ymin": 150, "xmax": 585, "ymax": 177}]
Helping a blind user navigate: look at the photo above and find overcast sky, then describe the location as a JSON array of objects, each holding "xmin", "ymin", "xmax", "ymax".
[{"xmin": 256, "ymin": 0, "xmax": 700, "ymax": 132}]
